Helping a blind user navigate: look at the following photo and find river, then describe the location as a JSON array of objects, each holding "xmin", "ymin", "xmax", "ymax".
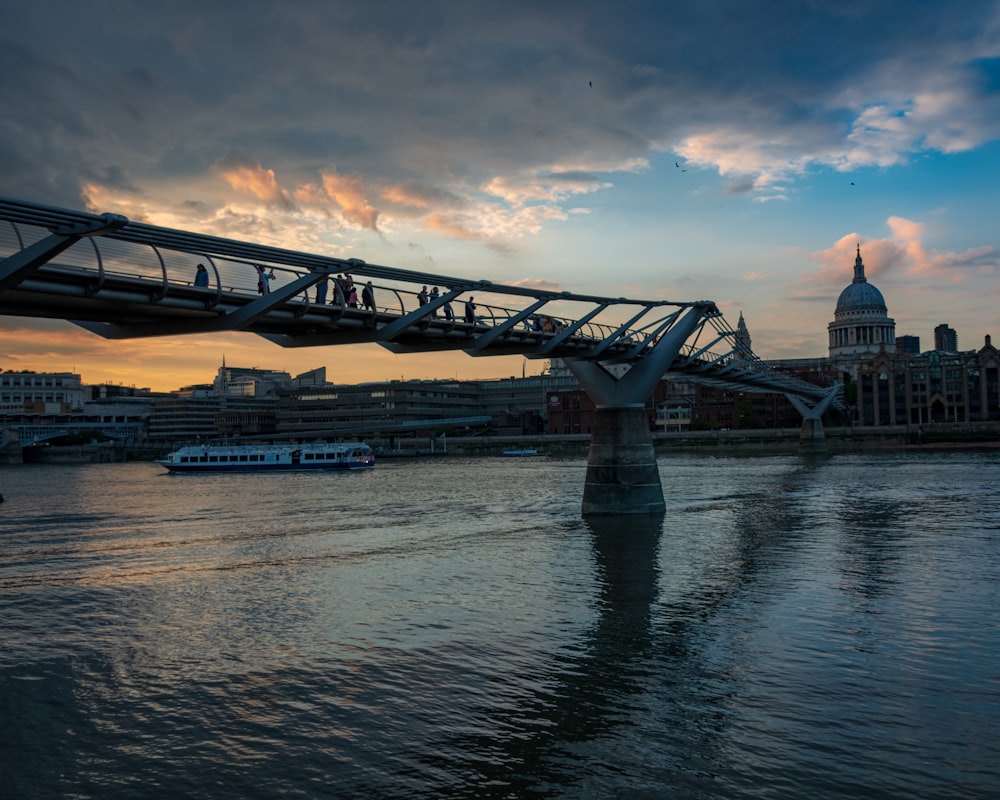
[{"xmin": 1, "ymin": 452, "xmax": 998, "ymax": 798}]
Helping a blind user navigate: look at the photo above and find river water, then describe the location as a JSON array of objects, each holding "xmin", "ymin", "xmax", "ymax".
[{"xmin": 1, "ymin": 452, "xmax": 998, "ymax": 799}]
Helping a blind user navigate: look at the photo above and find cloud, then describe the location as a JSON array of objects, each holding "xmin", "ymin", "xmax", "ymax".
[
  {"xmin": 4, "ymin": 2, "xmax": 1000, "ymax": 253},
  {"xmin": 795, "ymin": 216, "xmax": 1000, "ymax": 301},
  {"xmin": 317, "ymin": 169, "xmax": 381, "ymax": 231},
  {"xmin": 216, "ymin": 153, "xmax": 296, "ymax": 210},
  {"xmin": 510, "ymin": 277, "xmax": 563, "ymax": 292},
  {"xmin": 425, "ymin": 213, "xmax": 482, "ymax": 241}
]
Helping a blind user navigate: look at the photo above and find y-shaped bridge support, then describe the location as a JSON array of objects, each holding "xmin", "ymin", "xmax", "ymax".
[
  {"xmin": 565, "ymin": 306, "xmax": 712, "ymax": 515},
  {"xmin": 786, "ymin": 385, "xmax": 841, "ymax": 454}
]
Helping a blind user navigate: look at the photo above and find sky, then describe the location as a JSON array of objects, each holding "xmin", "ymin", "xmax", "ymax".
[{"xmin": 2, "ymin": 0, "xmax": 999, "ymax": 391}]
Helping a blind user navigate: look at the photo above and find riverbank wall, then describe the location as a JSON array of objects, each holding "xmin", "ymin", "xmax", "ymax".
[
  {"xmin": 3, "ymin": 423, "xmax": 997, "ymax": 464},
  {"xmin": 383, "ymin": 423, "xmax": 1000, "ymax": 458}
]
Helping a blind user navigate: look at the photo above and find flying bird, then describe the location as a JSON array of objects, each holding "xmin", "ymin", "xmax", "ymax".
[{"xmin": 589, "ymin": 81, "xmax": 592, "ymax": 88}]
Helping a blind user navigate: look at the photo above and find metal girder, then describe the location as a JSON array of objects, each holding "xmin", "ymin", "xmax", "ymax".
[
  {"xmin": 537, "ymin": 303, "xmax": 609, "ymax": 354},
  {"xmin": 71, "ymin": 269, "xmax": 324, "ymax": 339},
  {"xmin": 374, "ymin": 287, "xmax": 470, "ymax": 341},
  {"xmin": 567, "ymin": 306, "xmax": 713, "ymax": 407},
  {"xmin": 467, "ymin": 297, "xmax": 552, "ymax": 350},
  {"xmin": 0, "ymin": 213, "xmax": 127, "ymax": 291}
]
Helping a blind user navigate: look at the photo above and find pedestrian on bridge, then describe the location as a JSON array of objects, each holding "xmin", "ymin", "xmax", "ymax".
[
  {"xmin": 418, "ymin": 286, "xmax": 429, "ymax": 307},
  {"xmin": 362, "ymin": 281, "xmax": 376, "ymax": 312},
  {"xmin": 315, "ymin": 275, "xmax": 329, "ymax": 304},
  {"xmin": 429, "ymin": 286, "xmax": 440, "ymax": 316},
  {"xmin": 464, "ymin": 297, "xmax": 477, "ymax": 323},
  {"xmin": 194, "ymin": 263, "xmax": 209, "ymax": 287},
  {"xmin": 257, "ymin": 266, "xmax": 274, "ymax": 294}
]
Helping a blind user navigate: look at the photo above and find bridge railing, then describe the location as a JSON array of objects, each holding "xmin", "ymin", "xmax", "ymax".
[{"xmin": 2, "ymin": 213, "xmax": 661, "ymax": 344}]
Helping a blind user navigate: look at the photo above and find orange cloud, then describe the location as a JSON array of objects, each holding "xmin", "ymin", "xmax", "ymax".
[
  {"xmin": 426, "ymin": 213, "xmax": 482, "ymax": 240},
  {"xmin": 319, "ymin": 169, "xmax": 380, "ymax": 231},
  {"xmin": 511, "ymin": 277, "xmax": 563, "ymax": 292},
  {"xmin": 383, "ymin": 185, "xmax": 432, "ymax": 208},
  {"xmin": 217, "ymin": 157, "xmax": 294, "ymax": 209}
]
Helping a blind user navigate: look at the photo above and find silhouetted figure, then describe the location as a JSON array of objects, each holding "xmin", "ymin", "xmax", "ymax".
[
  {"xmin": 362, "ymin": 281, "xmax": 376, "ymax": 312},
  {"xmin": 257, "ymin": 266, "xmax": 274, "ymax": 294},
  {"xmin": 315, "ymin": 275, "xmax": 329, "ymax": 304}
]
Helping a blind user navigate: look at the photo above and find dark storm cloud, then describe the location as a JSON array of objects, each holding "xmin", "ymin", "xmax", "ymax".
[{"xmin": 1, "ymin": 0, "xmax": 998, "ymax": 214}]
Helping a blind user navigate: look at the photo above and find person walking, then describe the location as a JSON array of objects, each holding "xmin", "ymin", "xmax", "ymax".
[
  {"xmin": 362, "ymin": 281, "xmax": 376, "ymax": 312},
  {"xmin": 464, "ymin": 296, "xmax": 477, "ymax": 323},
  {"xmin": 315, "ymin": 275, "xmax": 329, "ymax": 304},
  {"xmin": 194, "ymin": 263, "xmax": 209, "ymax": 287}
]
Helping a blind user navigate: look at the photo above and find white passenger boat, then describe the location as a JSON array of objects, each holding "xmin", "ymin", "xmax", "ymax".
[{"xmin": 158, "ymin": 441, "xmax": 375, "ymax": 473}]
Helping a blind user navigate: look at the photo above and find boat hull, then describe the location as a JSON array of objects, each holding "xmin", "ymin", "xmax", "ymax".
[{"xmin": 158, "ymin": 460, "xmax": 374, "ymax": 473}]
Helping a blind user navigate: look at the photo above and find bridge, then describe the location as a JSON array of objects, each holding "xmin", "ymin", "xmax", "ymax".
[{"xmin": 0, "ymin": 196, "xmax": 841, "ymax": 514}]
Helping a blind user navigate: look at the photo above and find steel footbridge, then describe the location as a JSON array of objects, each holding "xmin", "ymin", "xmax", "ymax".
[{"xmin": 0, "ymin": 196, "xmax": 841, "ymax": 513}]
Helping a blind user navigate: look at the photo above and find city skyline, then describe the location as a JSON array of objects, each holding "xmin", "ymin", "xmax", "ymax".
[{"xmin": 2, "ymin": 1, "xmax": 999, "ymax": 391}]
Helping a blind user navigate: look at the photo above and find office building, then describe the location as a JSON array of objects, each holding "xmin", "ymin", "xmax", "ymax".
[{"xmin": 934, "ymin": 324, "xmax": 958, "ymax": 353}]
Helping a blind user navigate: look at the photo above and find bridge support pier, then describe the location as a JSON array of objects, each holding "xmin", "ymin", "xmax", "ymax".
[
  {"xmin": 787, "ymin": 385, "xmax": 840, "ymax": 455},
  {"xmin": 566, "ymin": 305, "xmax": 714, "ymax": 515},
  {"xmin": 582, "ymin": 406, "xmax": 665, "ymax": 515},
  {"xmin": 798, "ymin": 416, "xmax": 827, "ymax": 454}
]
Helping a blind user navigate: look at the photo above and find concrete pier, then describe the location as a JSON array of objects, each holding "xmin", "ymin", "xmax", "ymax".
[
  {"xmin": 582, "ymin": 407, "xmax": 665, "ymax": 515},
  {"xmin": 798, "ymin": 417, "xmax": 828, "ymax": 454}
]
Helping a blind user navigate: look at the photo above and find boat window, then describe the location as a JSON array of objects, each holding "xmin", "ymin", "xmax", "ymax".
[
  {"xmin": 304, "ymin": 453, "xmax": 313, "ymax": 460},
  {"xmin": 209, "ymin": 456, "xmax": 219, "ymax": 462},
  {"xmin": 239, "ymin": 455, "xmax": 248, "ymax": 462}
]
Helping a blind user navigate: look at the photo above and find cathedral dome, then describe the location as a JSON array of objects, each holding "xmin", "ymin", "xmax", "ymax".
[
  {"xmin": 828, "ymin": 244, "xmax": 895, "ymax": 359},
  {"xmin": 835, "ymin": 279, "xmax": 886, "ymax": 313}
]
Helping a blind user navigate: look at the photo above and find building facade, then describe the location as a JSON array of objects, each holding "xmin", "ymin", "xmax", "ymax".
[
  {"xmin": 0, "ymin": 370, "xmax": 85, "ymax": 412},
  {"xmin": 897, "ymin": 335, "xmax": 921, "ymax": 355},
  {"xmin": 853, "ymin": 336, "xmax": 1000, "ymax": 425}
]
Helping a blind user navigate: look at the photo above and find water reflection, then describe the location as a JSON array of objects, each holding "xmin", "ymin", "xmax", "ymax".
[{"xmin": 421, "ymin": 514, "xmax": 667, "ymax": 797}]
